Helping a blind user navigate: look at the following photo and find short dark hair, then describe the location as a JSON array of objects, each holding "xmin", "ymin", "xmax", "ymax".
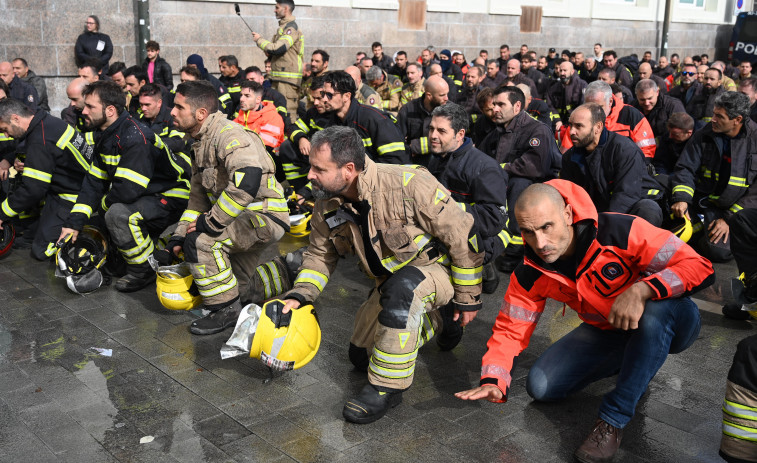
[
  {"xmin": 179, "ymin": 66, "xmax": 202, "ymax": 80},
  {"xmin": 371, "ymin": 42, "xmax": 382, "ymax": 49},
  {"xmin": 12, "ymin": 57, "xmax": 28, "ymax": 68},
  {"xmin": 310, "ymin": 126, "xmax": 365, "ymax": 171},
  {"xmin": 244, "ymin": 66, "xmax": 263, "ymax": 77},
  {"xmin": 310, "ymin": 75, "xmax": 325, "ymax": 91},
  {"xmin": 644, "ymin": 50, "xmax": 652, "ymax": 56},
  {"xmin": 145, "ymin": 40, "xmax": 160, "ymax": 51},
  {"xmin": 139, "ymin": 83, "xmax": 163, "ymax": 99},
  {"xmin": 396, "ymin": 51, "xmax": 407, "ymax": 58},
  {"xmin": 493, "ymin": 85, "xmax": 525, "ymax": 109},
  {"xmin": 594, "ymin": 43, "xmax": 602, "ymax": 47},
  {"xmin": 693, "ymin": 55, "xmax": 701, "ymax": 62},
  {"xmin": 476, "ymin": 87, "xmax": 493, "ymax": 108},
  {"xmin": 739, "ymin": 76, "xmax": 757, "ymax": 92},
  {"xmin": 322, "ymin": 71, "xmax": 356, "ymax": 97},
  {"xmin": 666, "ymin": 112, "xmax": 694, "ymax": 131},
  {"xmin": 479, "ymin": 49, "xmax": 488, "ymax": 54},
  {"xmin": 500, "ymin": 44, "xmax": 509, "ymax": 51},
  {"xmin": 671, "ymin": 53, "xmax": 680, "ymax": 59},
  {"xmin": 221, "ymin": 55, "xmax": 239, "ymax": 68},
  {"xmin": 275, "ymin": 0, "xmax": 295, "ymax": 12},
  {"xmin": 175, "ymin": 80, "xmax": 219, "ymax": 113},
  {"xmin": 79, "ymin": 59, "xmax": 100, "ymax": 75},
  {"xmin": 582, "ymin": 102, "xmax": 606, "ymax": 127},
  {"xmin": 706, "ymin": 67, "xmax": 722, "ymax": 79},
  {"xmin": 83, "ymin": 81, "xmax": 126, "ymax": 116},
  {"xmin": 312, "ymin": 49, "xmax": 330, "ymax": 62},
  {"xmin": 107, "ymin": 62, "xmax": 126, "ymax": 76},
  {"xmin": 701, "ymin": 53, "xmax": 709, "ymax": 59},
  {"xmin": 431, "ymin": 102, "xmax": 469, "ymax": 135},
  {"xmin": 123, "ymin": 65, "xmax": 148, "ymax": 83},
  {"xmin": 715, "ymin": 91, "xmax": 751, "ymax": 121},
  {"xmin": 0, "ymin": 97, "xmax": 33, "ymax": 123},
  {"xmin": 240, "ymin": 80, "xmax": 264, "ymax": 96},
  {"xmin": 486, "ymin": 59, "xmax": 499, "ymax": 68},
  {"xmin": 603, "ymin": 50, "xmax": 617, "ymax": 59}
]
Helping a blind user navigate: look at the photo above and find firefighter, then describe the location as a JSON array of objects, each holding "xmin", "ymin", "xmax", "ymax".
[
  {"xmin": 366, "ymin": 66, "xmax": 402, "ymax": 115},
  {"xmin": 168, "ymin": 81, "xmax": 289, "ymax": 335},
  {"xmin": 232, "ymin": 80, "xmax": 285, "ymax": 151},
  {"xmin": 345, "ymin": 66, "xmax": 383, "ymax": 110},
  {"xmin": 280, "ymin": 126, "xmax": 483, "ymax": 424},
  {"xmin": 58, "ymin": 81, "xmax": 191, "ymax": 292},
  {"xmin": 457, "ymin": 180, "xmax": 714, "ymax": 463},
  {"xmin": 138, "ymin": 83, "xmax": 190, "ymax": 157},
  {"xmin": 61, "ymin": 77, "xmax": 89, "ymax": 133},
  {"xmin": 400, "ymin": 63, "xmax": 425, "ymax": 107},
  {"xmin": 251, "ymin": 0, "xmax": 304, "ymax": 122},
  {"xmin": 0, "ymin": 99, "xmax": 93, "ymax": 260},
  {"xmin": 397, "ymin": 75, "xmax": 449, "ymax": 166}
]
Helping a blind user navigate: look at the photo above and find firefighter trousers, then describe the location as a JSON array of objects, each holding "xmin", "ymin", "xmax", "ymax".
[
  {"xmin": 272, "ymin": 81, "xmax": 300, "ymax": 123},
  {"xmin": 184, "ymin": 210, "xmax": 285, "ymax": 311},
  {"xmin": 278, "ymin": 140, "xmax": 311, "ymax": 196},
  {"xmin": 720, "ymin": 334, "xmax": 757, "ymax": 463},
  {"xmin": 104, "ymin": 196, "xmax": 184, "ymax": 276},
  {"xmin": 33, "ymin": 195, "xmax": 77, "ymax": 261},
  {"xmin": 729, "ymin": 209, "xmax": 757, "ymax": 277},
  {"xmin": 351, "ymin": 263, "xmax": 453, "ymax": 391}
]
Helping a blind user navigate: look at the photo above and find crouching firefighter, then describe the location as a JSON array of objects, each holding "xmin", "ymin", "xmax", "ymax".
[
  {"xmin": 0, "ymin": 99, "xmax": 92, "ymax": 260},
  {"xmin": 58, "ymin": 81, "xmax": 191, "ymax": 292},
  {"xmin": 279, "ymin": 126, "xmax": 484, "ymax": 424},
  {"xmin": 168, "ymin": 81, "xmax": 289, "ymax": 335}
]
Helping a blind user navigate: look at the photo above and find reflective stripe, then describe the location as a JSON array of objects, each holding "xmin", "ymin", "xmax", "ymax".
[
  {"xmin": 420, "ymin": 312, "xmax": 435, "ymax": 343},
  {"xmin": 121, "ymin": 240, "xmax": 154, "ymax": 264},
  {"xmin": 500, "ymin": 301, "xmax": 541, "ymax": 323},
  {"xmin": 657, "ymin": 268, "xmax": 685, "ymax": 296},
  {"xmin": 369, "ymin": 359, "xmax": 414, "ymax": 379},
  {"xmin": 217, "ymin": 191, "xmax": 245, "ymax": 218},
  {"xmin": 451, "ymin": 265, "xmax": 483, "ymax": 286},
  {"xmin": 294, "ymin": 269, "xmax": 328, "ymax": 291},
  {"xmin": 44, "ymin": 242, "xmax": 57, "ymax": 257},
  {"xmin": 256, "ymin": 265, "xmax": 274, "ymax": 298},
  {"xmin": 266, "ymin": 261, "xmax": 282, "ymax": 295},
  {"xmin": 55, "ymin": 125, "xmax": 91, "ymax": 172},
  {"xmin": 197, "ymin": 274, "xmax": 238, "ymax": 297},
  {"xmin": 58, "ymin": 193, "xmax": 77, "ymax": 203},
  {"xmin": 497, "ymin": 229, "xmax": 513, "ymax": 248},
  {"xmin": 101, "ymin": 154, "xmax": 120, "ymax": 165},
  {"xmin": 163, "ymin": 188, "xmax": 190, "ymax": 199},
  {"xmin": 1, "ymin": 199, "xmax": 18, "ymax": 217},
  {"xmin": 270, "ymin": 71, "xmax": 302, "ymax": 79},
  {"xmin": 645, "ymin": 234, "xmax": 683, "ymax": 273},
  {"xmin": 377, "ymin": 142, "xmax": 405, "ymax": 156},
  {"xmin": 114, "ymin": 167, "xmax": 149, "ymax": 188},
  {"xmin": 636, "ymin": 138, "xmax": 656, "ymax": 148},
  {"xmin": 481, "ymin": 364, "xmax": 511, "ymax": 385},
  {"xmin": 180, "ymin": 210, "xmax": 201, "ymax": 222},
  {"xmin": 371, "ymin": 346, "xmax": 418, "ymax": 364},
  {"xmin": 730, "ymin": 204, "xmax": 744, "ymax": 214},
  {"xmin": 71, "ymin": 204, "xmax": 93, "ymax": 218},
  {"xmin": 647, "ymin": 189, "xmax": 660, "ymax": 196},
  {"xmin": 724, "ymin": 400, "xmax": 757, "ymax": 421},
  {"xmin": 380, "ymin": 233, "xmax": 434, "ymax": 272},
  {"xmin": 419, "ymin": 137, "xmax": 428, "ymax": 154},
  {"xmin": 672, "ymin": 185, "xmax": 694, "ymax": 197},
  {"xmin": 723, "ymin": 419, "xmax": 757, "ymax": 442},
  {"xmin": 23, "ymin": 168, "xmax": 52, "ymax": 183},
  {"xmin": 195, "ymin": 267, "xmax": 233, "ymax": 286},
  {"xmin": 362, "ymin": 138, "xmax": 373, "ymax": 147},
  {"xmin": 510, "ymin": 235, "xmax": 524, "ymax": 246},
  {"xmin": 728, "ymin": 176, "xmax": 748, "ymax": 188},
  {"xmin": 89, "ymin": 165, "xmax": 108, "ymax": 180}
]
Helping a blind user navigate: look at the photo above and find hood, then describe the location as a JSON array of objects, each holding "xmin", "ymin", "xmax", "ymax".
[
  {"xmin": 439, "ymin": 49, "xmax": 452, "ymax": 73},
  {"xmin": 186, "ymin": 54, "xmax": 208, "ymax": 79},
  {"xmin": 544, "ymin": 179, "xmax": 598, "ymax": 227}
]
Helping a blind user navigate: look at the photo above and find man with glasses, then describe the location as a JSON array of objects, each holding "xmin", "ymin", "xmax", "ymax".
[
  {"xmin": 669, "ymin": 63, "xmax": 702, "ymax": 108},
  {"xmin": 687, "ymin": 68, "xmax": 726, "ymax": 127}
]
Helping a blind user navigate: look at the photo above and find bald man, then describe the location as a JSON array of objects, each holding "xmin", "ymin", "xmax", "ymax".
[
  {"xmin": 517, "ymin": 83, "xmax": 555, "ymax": 128},
  {"xmin": 547, "ymin": 60, "xmax": 587, "ymax": 131},
  {"xmin": 61, "ymin": 78, "xmax": 90, "ymax": 132},
  {"xmin": 397, "ymin": 75, "xmax": 449, "ymax": 166},
  {"xmin": 505, "ymin": 59, "xmax": 539, "ymax": 100},
  {"xmin": 345, "ymin": 65, "xmax": 382, "ymax": 110},
  {"xmin": 428, "ymin": 63, "xmax": 460, "ymax": 103},
  {"xmin": 0, "ymin": 61, "xmax": 38, "ymax": 112},
  {"xmin": 636, "ymin": 62, "xmax": 668, "ymax": 96}
]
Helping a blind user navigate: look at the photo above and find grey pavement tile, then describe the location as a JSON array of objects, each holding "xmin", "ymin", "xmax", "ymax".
[
  {"xmin": 0, "ymin": 427, "xmax": 59, "ymax": 463},
  {"xmin": 1, "ymin": 384, "xmax": 54, "ymax": 414},
  {"xmin": 193, "ymin": 413, "xmax": 253, "ymax": 447},
  {"xmin": 221, "ymin": 433, "xmax": 294, "ymax": 463},
  {"xmin": 78, "ymin": 306, "xmax": 137, "ymax": 333},
  {"xmin": 0, "ymin": 365, "xmax": 32, "ymax": 393},
  {"xmin": 336, "ymin": 439, "xmax": 420, "ymax": 463},
  {"xmin": 150, "ymin": 352, "xmax": 202, "ymax": 375},
  {"xmin": 169, "ymin": 368, "xmax": 250, "ymax": 408},
  {"xmin": 277, "ymin": 435, "xmax": 346, "ymax": 462},
  {"xmin": 165, "ymin": 435, "xmax": 236, "ymax": 463},
  {"xmin": 219, "ymin": 397, "xmax": 277, "ymax": 428},
  {"xmin": 248, "ymin": 414, "xmax": 311, "ymax": 448}
]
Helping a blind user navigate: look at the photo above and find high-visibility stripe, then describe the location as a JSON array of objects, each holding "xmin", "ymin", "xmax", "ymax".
[
  {"xmin": 163, "ymin": 188, "xmax": 190, "ymax": 199},
  {"xmin": 55, "ymin": 125, "xmax": 91, "ymax": 172},
  {"xmin": 730, "ymin": 204, "xmax": 744, "ymax": 214},
  {"xmin": 195, "ymin": 267, "xmax": 233, "ymax": 286},
  {"xmin": 217, "ymin": 191, "xmax": 245, "ymax": 218},
  {"xmin": 724, "ymin": 400, "xmax": 757, "ymax": 421},
  {"xmin": 729, "ymin": 176, "xmax": 748, "ymax": 188},
  {"xmin": 371, "ymin": 346, "xmax": 418, "ymax": 365},
  {"xmin": 180, "ymin": 210, "xmax": 201, "ymax": 222},
  {"xmin": 58, "ymin": 193, "xmax": 78, "ymax": 203},
  {"xmin": 723, "ymin": 419, "xmax": 757, "ymax": 442},
  {"xmin": 246, "ymin": 198, "xmax": 288, "ymax": 213},
  {"xmin": 89, "ymin": 165, "xmax": 108, "ymax": 180},
  {"xmin": 380, "ymin": 233, "xmax": 434, "ymax": 273},
  {"xmin": 369, "ymin": 359, "xmax": 414, "ymax": 379},
  {"xmin": 362, "ymin": 138, "xmax": 373, "ymax": 147},
  {"xmin": 647, "ymin": 189, "xmax": 660, "ymax": 196},
  {"xmin": 1, "ymin": 199, "xmax": 18, "ymax": 217},
  {"xmin": 498, "ymin": 229, "xmax": 513, "ymax": 248},
  {"xmin": 377, "ymin": 142, "xmax": 405, "ymax": 155},
  {"xmin": 672, "ymin": 185, "xmax": 694, "ymax": 197},
  {"xmin": 115, "ymin": 167, "xmax": 149, "ymax": 188},
  {"xmin": 636, "ymin": 138, "xmax": 656, "ymax": 148},
  {"xmin": 419, "ymin": 137, "xmax": 429, "ymax": 154},
  {"xmin": 451, "ymin": 265, "xmax": 483, "ymax": 286},
  {"xmin": 197, "ymin": 275, "xmax": 238, "ymax": 297},
  {"xmin": 101, "ymin": 154, "xmax": 120, "ymax": 165},
  {"xmin": 71, "ymin": 204, "xmax": 92, "ymax": 218},
  {"xmin": 294, "ymin": 269, "xmax": 328, "ymax": 291},
  {"xmin": 266, "ymin": 261, "xmax": 282, "ymax": 295},
  {"xmin": 121, "ymin": 240, "xmax": 154, "ymax": 264},
  {"xmin": 511, "ymin": 235, "xmax": 524, "ymax": 246},
  {"xmin": 500, "ymin": 300, "xmax": 541, "ymax": 323},
  {"xmin": 23, "ymin": 168, "xmax": 52, "ymax": 183},
  {"xmin": 256, "ymin": 265, "xmax": 274, "ymax": 298}
]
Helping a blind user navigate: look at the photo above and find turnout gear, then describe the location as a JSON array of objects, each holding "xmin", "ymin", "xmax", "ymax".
[
  {"xmin": 8, "ymin": 75, "xmax": 39, "ymax": 112},
  {"xmin": 396, "ymin": 96, "xmax": 434, "ymax": 164},
  {"xmin": 356, "ymin": 83, "xmax": 383, "ymax": 110},
  {"xmin": 191, "ymin": 299, "xmax": 243, "ymax": 335},
  {"xmin": 55, "ymin": 226, "xmax": 108, "ymax": 294},
  {"xmin": 174, "ymin": 112, "xmax": 288, "ymax": 311},
  {"xmin": 255, "ymin": 14, "xmax": 305, "ymax": 118},
  {"xmin": 372, "ymin": 70, "xmax": 403, "ymax": 114},
  {"xmin": 546, "ymin": 74, "xmax": 587, "ymax": 124},
  {"xmin": 400, "ymin": 79, "xmax": 424, "ymax": 106},
  {"xmin": 343, "ymin": 383, "xmax": 402, "ymax": 424},
  {"xmin": 140, "ymin": 103, "xmax": 192, "ymax": 158},
  {"xmin": 250, "ymin": 299, "xmax": 321, "ymax": 370},
  {"xmin": 633, "ymin": 94, "xmax": 685, "ymax": 141},
  {"xmin": 720, "ymin": 335, "xmax": 757, "ymax": 462}
]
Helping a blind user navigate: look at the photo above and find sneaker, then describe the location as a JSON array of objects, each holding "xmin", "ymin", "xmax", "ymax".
[
  {"xmin": 722, "ymin": 303, "xmax": 751, "ymax": 321},
  {"xmin": 189, "ymin": 300, "xmax": 242, "ymax": 335},
  {"xmin": 574, "ymin": 419, "xmax": 623, "ymax": 463},
  {"xmin": 482, "ymin": 261, "xmax": 500, "ymax": 294},
  {"xmin": 343, "ymin": 384, "xmax": 402, "ymax": 424},
  {"xmin": 114, "ymin": 272, "xmax": 156, "ymax": 293},
  {"xmin": 436, "ymin": 304, "xmax": 463, "ymax": 352}
]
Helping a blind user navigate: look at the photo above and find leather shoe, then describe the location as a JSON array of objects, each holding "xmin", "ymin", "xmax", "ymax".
[
  {"xmin": 115, "ymin": 272, "xmax": 156, "ymax": 293},
  {"xmin": 574, "ymin": 419, "xmax": 623, "ymax": 463},
  {"xmin": 343, "ymin": 384, "xmax": 402, "ymax": 424},
  {"xmin": 436, "ymin": 304, "xmax": 463, "ymax": 351},
  {"xmin": 190, "ymin": 300, "xmax": 242, "ymax": 335}
]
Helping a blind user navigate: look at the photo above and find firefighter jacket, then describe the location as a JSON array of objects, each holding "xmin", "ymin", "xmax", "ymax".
[
  {"xmin": 611, "ymin": 62, "xmax": 634, "ymax": 89},
  {"xmin": 479, "ymin": 179, "xmax": 715, "ymax": 400},
  {"xmin": 445, "ymin": 63, "xmax": 464, "ymax": 90},
  {"xmin": 400, "ymin": 79, "xmax": 424, "ymax": 106},
  {"xmin": 325, "ymin": 99, "xmax": 409, "ymax": 165},
  {"xmin": 285, "ymin": 157, "xmax": 484, "ymax": 311},
  {"xmin": 374, "ymin": 70, "xmax": 403, "ymax": 114},
  {"xmin": 9, "ymin": 76, "xmax": 38, "ymax": 113},
  {"xmin": 289, "ymin": 105, "xmax": 329, "ymax": 145},
  {"xmin": 507, "ymin": 73, "xmax": 539, "ymax": 102},
  {"xmin": 356, "ymin": 83, "xmax": 383, "ymax": 110},
  {"xmin": 397, "ymin": 96, "xmax": 433, "ymax": 157},
  {"xmin": 687, "ymin": 85, "xmax": 726, "ymax": 123},
  {"xmin": 546, "ymin": 74, "xmax": 587, "ymax": 123},
  {"xmin": 0, "ymin": 133, "xmax": 16, "ymax": 164},
  {"xmin": 220, "ymin": 72, "xmax": 244, "ymax": 115},
  {"xmin": 233, "ymin": 101, "xmax": 285, "ymax": 149},
  {"xmin": 527, "ymin": 98, "xmax": 559, "ymax": 131},
  {"xmin": 479, "ymin": 110, "xmax": 560, "ymax": 181},
  {"xmin": 526, "ymin": 68, "xmax": 548, "ymax": 99},
  {"xmin": 142, "ymin": 56, "xmax": 174, "ymax": 90},
  {"xmin": 670, "ymin": 119, "xmax": 757, "ymax": 218},
  {"xmin": 562, "ymin": 129, "xmax": 662, "ymax": 215},
  {"xmin": 60, "ymin": 106, "xmax": 88, "ymax": 133},
  {"xmin": 481, "ymin": 73, "xmax": 506, "ymax": 90},
  {"xmin": 653, "ymin": 136, "xmax": 688, "ymax": 175},
  {"xmin": 427, "ymin": 138, "xmax": 509, "ymax": 261},
  {"xmin": 372, "ymin": 54, "xmax": 394, "ymax": 72},
  {"xmin": 633, "ymin": 94, "xmax": 685, "ymax": 141},
  {"xmin": 459, "ymin": 86, "xmax": 482, "ymax": 118},
  {"xmin": 74, "ymin": 31, "xmax": 113, "ymax": 70},
  {"xmin": 65, "ymin": 111, "xmax": 191, "ymax": 230},
  {"xmin": 0, "ymin": 112, "xmax": 92, "ymax": 222},
  {"xmin": 255, "ymin": 15, "xmax": 305, "ymax": 87},
  {"xmin": 174, "ymin": 111, "xmax": 288, "ymax": 238},
  {"xmin": 263, "ymin": 86, "xmax": 290, "ymax": 128},
  {"xmin": 388, "ymin": 64, "xmax": 407, "ymax": 83},
  {"xmin": 669, "ymin": 82, "xmax": 702, "ymax": 107},
  {"xmin": 139, "ymin": 103, "xmax": 191, "ymax": 158},
  {"xmin": 470, "ymin": 114, "xmax": 496, "ymax": 148},
  {"xmin": 560, "ymin": 94, "xmax": 657, "ymax": 159}
]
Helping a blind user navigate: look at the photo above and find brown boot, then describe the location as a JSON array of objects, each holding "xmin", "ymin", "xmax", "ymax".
[{"xmin": 574, "ymin": 419, "xmax": 623, "ymax": 463}]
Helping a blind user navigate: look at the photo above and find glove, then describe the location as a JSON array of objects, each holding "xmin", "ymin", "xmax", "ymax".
[
  {"xmin": 195, "ymin": 214, "xmax": 223, "ymax": 237},
  {"xmin": 166, "ymin": 235, "xmax": 185, "ymax": 257}
]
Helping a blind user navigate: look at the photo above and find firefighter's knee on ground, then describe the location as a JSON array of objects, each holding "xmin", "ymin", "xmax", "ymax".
[{"xmin": 378, "ymin": 266, "xmax": 426, "ymax": 329}]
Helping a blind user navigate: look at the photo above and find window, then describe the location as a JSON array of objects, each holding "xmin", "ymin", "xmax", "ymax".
[{"xmin": 679, "ymin": 0, "xmax": 706, "ymax": 7}]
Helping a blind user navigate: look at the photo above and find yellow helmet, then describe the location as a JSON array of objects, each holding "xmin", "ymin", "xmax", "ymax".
[
  {"xmin": 250, "ymin": 299, "xmax": 321, "ymax": 370},
  {"xmin": 668, "ymin": 214, "xmax": 693, "ymax": 243},
  {"xmin": 156, "ymin": 267, "xmax": 202, "ymax": 311},
  {"xmin": 287, "ymin": 196, "xmax": 313, "ymax": 238}
]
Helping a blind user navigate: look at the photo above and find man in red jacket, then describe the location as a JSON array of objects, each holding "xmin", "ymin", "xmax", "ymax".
[
  {"xmin": 233, "ymin": 80, "xmax": 285, "ymax": 150},
  {"xmin": 456, "ymin": 179, "xmax": 714, "ymax": 463}
]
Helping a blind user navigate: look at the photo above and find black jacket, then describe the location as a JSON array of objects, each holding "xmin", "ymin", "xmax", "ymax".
[
  {"xmin": 428, "ymin": 138, "xmax": 508, "ymax": 261},
  {"xmin": 9, "ymin": 76, "xmax": 39, "ymax": 112},
  {"xmin": 220, "ymin": 72, "xmax": 244, "ymax": 117},
  {"xmin": 546, "ymin": 75, "xmax": 587, "ymax": 123},
  {"xmin": 0, "ymin": 112, "xmax": 92, "ymax": 222},
  {"xmin": 527, "ymin": 98, "xmax": 558, "ymax": 130},
  {"xmin": 686, "ymin": 86, "xmax": 726, "ymax": 123},
  {"xmin": 142, "ymin": 56, "xmax": 174, "ymax": 90},
  {"xmin": 670, "ymin": 119, "xmax": 757, "ymax": 218},
  {"xmin": 65, "ymin": 111, "xmax": 191, "ymax": 230},
  {"xmin": 20, "ymin": 71, "xmax": 49, "ymax": 112},
  {"xmin": 139, "ymin": 103, "xmax": 191, "ymax": 157},
  {"xmin": 0, "ymin": 133, "xmax": 16, "ymax": 164},
  {"xmin": 562, "ymin": 129, "xmax": 657, "ymax": 214},
  {"xmin": 653, "ymin": 136, "xmax": 688, "ymax": 175},
  {"xmin": 397, "ymin": 96, "xmax": 433, "ymax": 161},
  {"xmin": 612, "ymin": 62, "xmax": 634, "ymax": 89},
  {"xmin": 526, "ymin": 67, "xmax": 548, "ymax": 98},
  {"xmin": 60, "ymin": 106, "xmax": 88, "ymax": 133},
  {"xmin": 74, "ymin": 31, "xmax": 113, "ymax": 70},
  {"xmin": 668, "ymin": 82, "xmax": 702, "ymax": 107},
  {"xmin": 459, "ymin": 86, "xmax": 482, "ymax": 117},
  {"xmin": 480, "ymin": 110, "xmax": 560, "ymax": 181},
  {"xmin": 372, "ymin": 54, "xmax": 394, "ymax": 72},
  {"xmin": 263, "ymin": 86, "xmax": 291, "ymax": 129},
  {"xmin": 387, "ymin": 64, "xmax": 407, "ymax": 83},
  {"xmin": 470, "ymin": 114, "xmax": 496, "ymax": 148},
  {"xmin": 633, "ymin": 94, "xmax": 685, "ymax": 140}
]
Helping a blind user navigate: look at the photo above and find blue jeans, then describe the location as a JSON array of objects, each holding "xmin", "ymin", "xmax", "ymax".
[{"xmin": 525, "ymin": 297, "xmax": 701, "ymax": 428}]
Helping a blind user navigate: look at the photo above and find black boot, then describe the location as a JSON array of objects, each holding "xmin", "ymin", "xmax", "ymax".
[
  {"xmin": 190, "ymin": 299, "xmax": 242, "ymax": 335},
  {"xmin": 343, "ymin": 384, "xmax": 402, "ymax": 424},
  {"xmin": 348, "ymin": 343, "xmax": 369, "ymax": 372},
  {"xmin": 115, "ymin": 271, "xmax": 156, "ymax": 292},
  {"xmin": 722, "ymin": 303, "xmax": 751, "ymax": 321},
  {"xmin": 436, "ymin": 304, "xmax": 463, "ymax": 351},
  {"xmin": 482, "ymin": 261, "xmax": 500, "ymax": 294}
]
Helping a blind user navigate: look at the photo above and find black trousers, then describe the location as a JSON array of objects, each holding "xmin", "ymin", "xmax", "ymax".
[{"xmin": 729, "ymin": 208, "xmax": 757, "ymax": 277}]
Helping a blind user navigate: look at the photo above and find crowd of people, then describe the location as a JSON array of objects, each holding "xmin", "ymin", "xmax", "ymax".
[{"xmin": 1, "ymin": 1, "xmax": 757, "ymax": 462}]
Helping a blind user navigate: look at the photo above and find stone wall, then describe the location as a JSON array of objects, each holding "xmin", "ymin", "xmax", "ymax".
[{"xmin": 0, "ymin": 0, "xmax": 729, "ymax": 115}]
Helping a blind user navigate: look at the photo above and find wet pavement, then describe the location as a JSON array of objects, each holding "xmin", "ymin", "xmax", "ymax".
[{"xmin": 0, "ymin": 234, "xmax": 752, "ymax": 462}]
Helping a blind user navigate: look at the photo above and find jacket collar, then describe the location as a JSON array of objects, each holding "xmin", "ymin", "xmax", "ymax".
[
  {"xmin": 101, "ymin": 110, "xmax": 130, "ymax": 138},
  {"xmin": 356, "ymin": 157, "xmax": 378, "ymax": 202},
  {"xmin": 194, "ymin": 111, "xmax": 228, "ymax": 140},
  {"xmin": 20, "ymin": 111, "xmax": 47, "ymax": 142}
]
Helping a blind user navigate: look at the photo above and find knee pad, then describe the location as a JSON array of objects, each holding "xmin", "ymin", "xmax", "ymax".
[
  {"xmin": 378, "ymin": 266, "xmax": 425, "ymax": 329},
  {"xmin": 348, "ymin": 343, "xmax": 369, "ymax": 372},
  {"xmin": 183, "ymin": 232, "xmax": 201, "ymax": 263}
]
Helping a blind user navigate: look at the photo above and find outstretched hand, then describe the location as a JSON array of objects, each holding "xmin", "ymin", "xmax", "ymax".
[{"xmin": 455, "ymin": 385, "xmax": 503, "ymax": 402}]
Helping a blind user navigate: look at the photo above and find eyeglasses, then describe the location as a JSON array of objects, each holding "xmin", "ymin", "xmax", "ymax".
[
  {"xmin": 681, "ymin": 71, "xmax": 696, "ymax": 76},
  {"xmin": 322, "ymin": 91, "xmax": 342, "ymax": 101}
]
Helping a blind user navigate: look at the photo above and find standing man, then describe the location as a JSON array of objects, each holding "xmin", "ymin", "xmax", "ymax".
[
  {"xmin": 388, "ymin": 51, "xmax": 409, "ymax": 83},
  {"xmin": 603, "ymin": 51, "xmax": 634, "ymax": 89},
  {"xmin": 400, "ymin": 63, "xmax": 425, "ymax": 107},
  {"xmin": 281, "ymin": 126, "xmax": 483, "ymax": 424},
  {"xmin": 371, "ymin": 42, "xmax": 393, "ymax": 72},
  {"xmin": 142, "ymin": 41, "xmax": 173, "ymax": 90},
  {"xmin": 251, "ymin": 0, "xmax": 305, "ymax": 121},
  {"xmin": 12, "ymin": 58, "xmax": 49, "ymax": 112},
  {"xmin": 456, "ymin": 179, "xmax": 714, "ymax": 463},
  {"xmin": 169, "ymin": 80, "xmax": 289, "ymax": 334}
]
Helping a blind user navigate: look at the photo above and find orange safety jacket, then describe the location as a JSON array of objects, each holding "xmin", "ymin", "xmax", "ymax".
[
  {"xmin": 233, "ymin": 101, "xmax": 285, "ymax": 149},
  {"xmin": 560, "ymin": 94, "xmax": 657, "ymax": 159},
  {"xmin": 479, "ymin": 179, "xmax": 714, "ymax": 401}
]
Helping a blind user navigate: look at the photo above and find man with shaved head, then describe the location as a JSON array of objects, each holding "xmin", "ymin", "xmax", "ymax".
[
  {"xmin": 711, "ymin": 61, "xmax": 737, "ymax": 91},
  {"xmin": 345, "ymin": 65, "xmax": 382, "ymax": 110},
  {"xmin": 427, "ymin": 63, "xmax": 459, "ymax": 102},
  {"xmin": 397, "ymin": 75, "xmax": 449, "ymax": 166},
  {"xmin": 504, "ymin": 59, "xmax": 538, "ymax": 100},
  {"xmin": 0, "ymin": 61, "xmax": 38, "ymax": 111},
  {"xmin": 636, "ymin": 62, "xmax": 668, "ymax": 96},
  {"xmin": 547, "ymin": 60, "xmax": 587, "ymax": 131},
  {"xmin": 457, "ymin": 178, "xmax": 714, "ymax": 462},
  {"xmin": 61, "ymin": 78, "xmax": 90, "ymax": 132}
]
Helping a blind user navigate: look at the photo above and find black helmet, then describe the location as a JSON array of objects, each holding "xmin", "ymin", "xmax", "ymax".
[
  {"xmin": 0, "ymin": 223, "xmax": 14, "ymax": 258},
  {"xmin": 55, "ymin": 226, "xmax": 108, "ymax": 294}
]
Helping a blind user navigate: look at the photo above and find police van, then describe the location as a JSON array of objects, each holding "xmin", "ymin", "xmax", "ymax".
[{"xmin": 729, "ymin": 11, "xmax": 757, "ymax": 62}]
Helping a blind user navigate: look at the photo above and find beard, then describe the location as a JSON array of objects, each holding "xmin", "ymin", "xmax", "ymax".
[
  {"xmin": 85, "ymin": 108, "xmax": 107, "ymax": 130},
  {"xmin": 311, "ymin": 176, "xmax": 347, "ymax": 200},
  {"xmin": 571, "ymin": 131, "xmax": 595, "ymax": 148}
]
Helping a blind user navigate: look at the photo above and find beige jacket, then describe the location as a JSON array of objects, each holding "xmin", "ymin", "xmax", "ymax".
[{"xmin": 255, "ymin": 16, "xmax": 305, "ymax": 87}]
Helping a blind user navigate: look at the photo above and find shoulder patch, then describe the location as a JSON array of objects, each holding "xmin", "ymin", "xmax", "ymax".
[
  {"xmin": 286, "ymin": 29, "xmax": 292, "ymax": 35},
  {"xmin": 369, "ymin": 97, "xmax": 375, "ymax": 105},
  {"xmin": 234, "ymin": 171, "xmax": 245, "ymax": 187},
  {"xmin": 468, "ymin": 235, "xmax": 479, "ymax": 253},
  {"xmin": 529, "ymin": 137, "xmax": 540, "ymax": 147}
]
